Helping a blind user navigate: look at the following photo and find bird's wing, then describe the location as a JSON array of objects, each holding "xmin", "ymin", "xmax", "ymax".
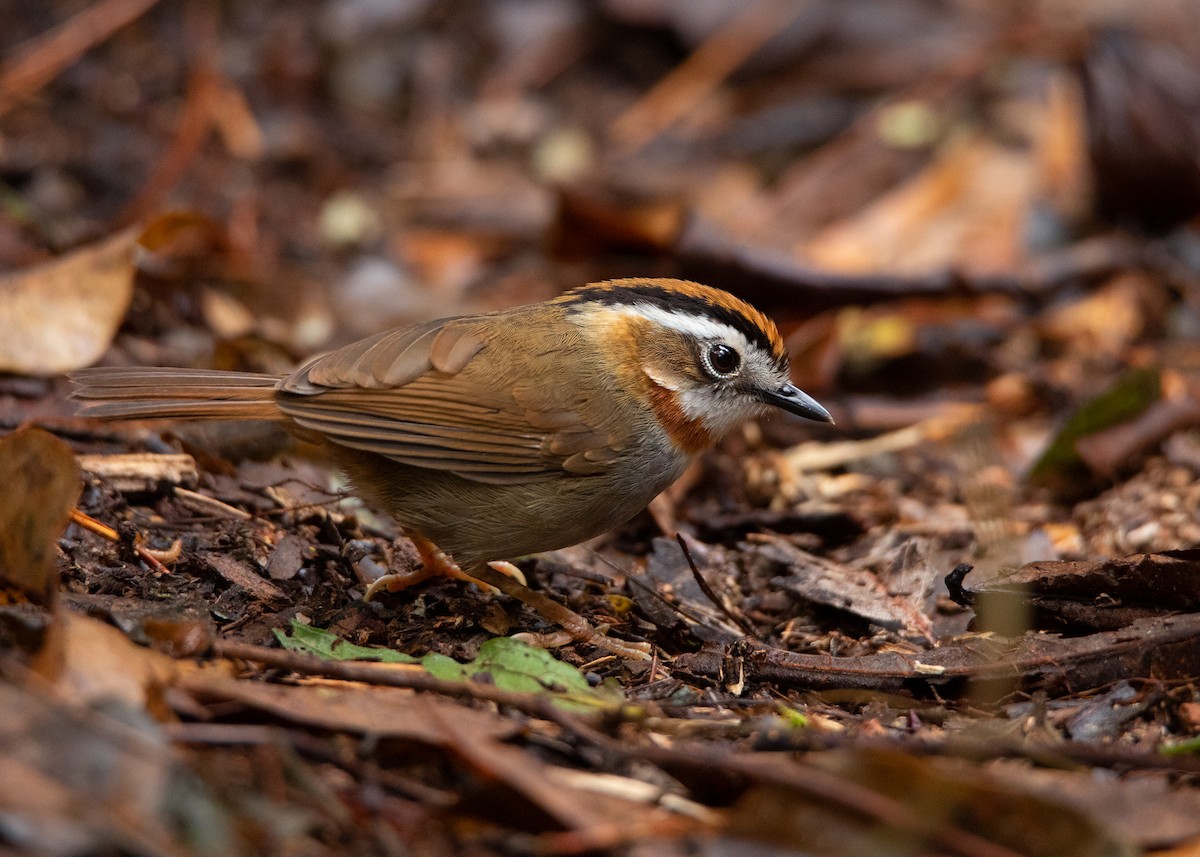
[{"xmin": 275, "ymin": 316, "xmax": 618, "ymax": 484}]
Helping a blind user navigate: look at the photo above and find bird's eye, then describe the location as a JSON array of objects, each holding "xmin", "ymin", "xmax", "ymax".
[{"xmin": 703, "ymin": 343, "xmax": 741, "ymax": 377}]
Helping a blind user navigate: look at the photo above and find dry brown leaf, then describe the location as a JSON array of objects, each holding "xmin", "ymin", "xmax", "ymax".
[
  {"xmin": 725, "ymin": 748, "xmax": 1134, "ymax": 857},
  {"xmin": 753, "ymin": 535, "xmax": 935, "ymax": 641},
  {"xmin": 988, "ymin": 761, "xmax": 1200, "ymax": 850},
  {"xmin": 0, "ymin": 228, "xmax": 138, "ymax": 375},
  {"xmin": 1156, "ymin": 838, "xmax": 1200, "ymax": 857},
  {"xmin": 1035, "ymin": 71, "xmax": 1093, "ymax": 224},
  {"xmin": 177, "ymin": 675, "xmax": 516, "ymax": 744},
  {"xmin": 0, "ymin": 680, "xmax": 190, "ymax": 857},
  {"xmin": 803, "ymin": 135, "xmax": 1034, "ymax": 275},
  {"xmin": 1040, "ymin": 273, "xmax": 1151, "ymax": 356},
  {"xmin": 0, "ymin": 427, "xmax": 81, "ymax": 604},
  {"xmin": 429, "ymin": 702, "xmax": 647, "ymax": 833},
  {"xmin": 35, "ymin": 613, "xmax": 179, "ymax": 709}
]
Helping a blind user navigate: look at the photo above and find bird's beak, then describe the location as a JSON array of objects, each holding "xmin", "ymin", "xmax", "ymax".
[{"xmin": 759, "ymin": 383, "xmax": 834, "ymax": 424}]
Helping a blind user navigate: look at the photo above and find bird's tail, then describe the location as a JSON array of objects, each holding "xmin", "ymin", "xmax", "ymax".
[{"xmin": 69, "ymin": 366, "xmax": 285, "ymax": 422}]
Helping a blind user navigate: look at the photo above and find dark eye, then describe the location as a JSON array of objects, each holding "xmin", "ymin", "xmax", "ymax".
[{"xmin": 703, "ymin": 343, "xmax": 741, "ymax": 377}]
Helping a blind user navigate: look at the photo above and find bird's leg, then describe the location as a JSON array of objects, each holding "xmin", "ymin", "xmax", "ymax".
[
  {"xmin": 362, "ymin": 536, "xmax": 526, "ymax": 601},
  {"xmin": 470, "ymin": 562, "xmax": 652, "ymax": 661},
  {"xmin": 362, "ymin": 542, "xmax": 649, "ymax": 661}
]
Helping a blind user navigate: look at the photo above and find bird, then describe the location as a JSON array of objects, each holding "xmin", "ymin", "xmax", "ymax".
[{"xmin": 71, "ymin": 277, "xmax": 832, "ymax": 597}]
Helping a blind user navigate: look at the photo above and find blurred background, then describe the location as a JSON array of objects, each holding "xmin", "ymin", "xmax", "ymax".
[
  {"xmin": 4, "ymin": 0, "xmax": 1200, "ymax": 537},
  {"xmin": 3, "ymin": 0, "xmax": 1198, "ymax": 367}
]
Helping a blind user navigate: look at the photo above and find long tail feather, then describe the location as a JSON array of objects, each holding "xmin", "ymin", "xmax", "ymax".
[{"xmin": 69, "ymin": 367, "xmax": 285, "ymax": 421}]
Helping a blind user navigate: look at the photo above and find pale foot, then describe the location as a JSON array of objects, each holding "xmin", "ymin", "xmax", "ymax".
[
  {"xmin": 362, "ymin": 546, "xmax": 648, "ymax": 661},
  {"xmin": 362, "ymin": 566, "xmax": 437, "ymax": 601},
  {"xmin": 481, "ymin": 559, "xmax": 528, "ymax": 587},
  {"xmin": 362, "ymin": 538, "xmax": 526, "ymax": 601}
]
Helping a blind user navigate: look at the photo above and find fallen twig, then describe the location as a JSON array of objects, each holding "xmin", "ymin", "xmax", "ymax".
[
  {"xmin": 68, "ymin": 507, "xmax": 178, "ymax": 573},
  {"xmin": 0, "ymin": 0, "xmax": 165, "ymax": 115},
  {"xmin": 610, "ymin": 0, "xmax": 804, "ymax": 153},
  {"xmin": 674, "ymin": 612, "xmax": 1200, "ymax": 694}
]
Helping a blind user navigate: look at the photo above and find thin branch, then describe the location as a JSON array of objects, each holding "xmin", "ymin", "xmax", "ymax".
[{"xmin": 0, "ymin": 0, "xmax": 165, "ymax": 116}]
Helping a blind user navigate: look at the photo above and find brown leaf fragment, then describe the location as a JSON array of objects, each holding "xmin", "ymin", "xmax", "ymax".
[
  {"xmin": 637, "ymin": 537, "xmax": 742, "ymax": 640},
  {"xmin": 724, "ymin": 748, "xmax": 1135, "ymax": 857},
  {"xmin": 803, "ymin": 135, "xmax": 1034, "ymax": 277},
  {"xmin": 0, "ymin": 427, "xmax": 81, "ymax": 604},
  {"xmin": 753, "ymin": 536, "xmax": 933, "ymax": 640},
  {"xmin": 1039, "ymin": 274, "xmax": 1154, "ymax": 358},
  {"xmin": 988, "ymin": 764, "xmax": 1200, "ymax": 851},
  {"xmin": 551, "ymin": 186, "xmax": 683, "ymax": 259},
  {"xmin": 796, "ymin": 748, "xmax": 1132, "ymax": 854},
  {"xmin": 35, "ymin": 612, "xmax": 178, "ymax": 708},
  {"xmin": 135, "ymin": 210, "xmax": 227, "ymax": 280},
  {"xmin": 265, "ymin": 534, "xmax": 306, "ymax": 581},
  {"xmin": 0, "ymin": 229, "xmax": 138, "ymax": 375},
  {"xmin": 428, "ymin": 703, "xmax": 642, "ymax": 833},
  {"xmin": 0, "ymin": 678, "xmax": 211, "ymax": 857},
  {"xmin": 139, "ymin": 617, "xmax": 214, "ymax": 658},
  {"xmin": 177, "ymin": 675, "xmax": 515, "ymax": 744},
  {"xmin": 178, "ymin": 676, "xmax": 667, "ymax": 838}
]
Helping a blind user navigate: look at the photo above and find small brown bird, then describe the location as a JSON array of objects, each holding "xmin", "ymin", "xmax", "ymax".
[{"xmin": 72, "ymin": 278, "xmax": 831, "ymax": 595}]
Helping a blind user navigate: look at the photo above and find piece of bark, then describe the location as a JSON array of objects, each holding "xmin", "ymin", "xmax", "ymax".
[
  {"xmin": 956, "ymin": 549, "xmax": 1200, "ymax": 631},
  {"xmin": 197, "ymin": 552, "xmax": 287, "ymax": 607},
  {"xmin": 77, "ymin": 453, "xmax": 198, "ymax": 492}
]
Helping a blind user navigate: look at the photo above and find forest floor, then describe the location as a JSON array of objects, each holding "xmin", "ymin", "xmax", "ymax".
[{"xmin": 3, "ymin": 2, "xmax": 1200, "ymax": 855}]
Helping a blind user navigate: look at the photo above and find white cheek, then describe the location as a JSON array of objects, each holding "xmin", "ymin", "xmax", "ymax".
[{"xmin": 677, "ymin": 389, "xmax": 763, "ymax": 439}]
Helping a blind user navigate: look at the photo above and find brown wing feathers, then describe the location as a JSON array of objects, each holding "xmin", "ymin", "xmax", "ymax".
[
  {"xmin": 72, "ymin": 308, "xmax": 618, "ymax": 484},
  {"xmin": 288, "ymin": 319, "xmax": 448, "ymax": 391},
  {"xmin": 276, "ymin": 375, "xmax": 564, "ymax": 483}
]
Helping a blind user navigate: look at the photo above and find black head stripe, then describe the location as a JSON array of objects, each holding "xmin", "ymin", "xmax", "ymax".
[{"xmin": 564, "ymin": 280, "xmax": 783, "ymax": 365}]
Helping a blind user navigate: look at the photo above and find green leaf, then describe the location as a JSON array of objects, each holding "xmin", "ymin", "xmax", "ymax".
[
  {"xmin": 1028, "ymin": 366, "xmax": 1161, "ymax": 500},
  {"xmin": 274, "ymin": 621, "xmax": 419, "ymax": 663},
  {"xmin": 1160, "ymin": 736, "xmax": 1200, "ymax": 757},
  {"xmin": 461, "ymin": 637, "xmax": 594, "ymax": 695},
  {"xmin": 774, "ymin": 704, "xmax": 809, "ymax": 729},
  {"xmin": 273, "ymin": 620, "xmax": 623, "ymax": 711}
]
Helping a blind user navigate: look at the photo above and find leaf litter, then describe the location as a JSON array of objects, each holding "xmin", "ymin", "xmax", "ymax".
[{"xmin": 5, "ymin": 1, "xmax": 1200, "ymax": 854}]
